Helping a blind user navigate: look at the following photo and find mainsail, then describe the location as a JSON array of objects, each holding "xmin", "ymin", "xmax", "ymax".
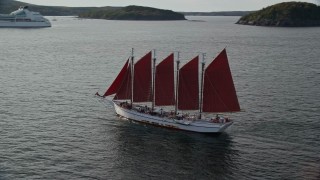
[
  {"xmin": 155, "ymin": 53, "xmax": 175, "ymax": 106},
  {"xmin": 178, "ymin": 56, "xmax": 199, "ymax": 110},
  {"xmin": 202, "ymin": 49, "xmax": 240, "ymax": 112},
  {"xmin": 133, "ymin": 51, "xmax": 152, "ymax": 102}
]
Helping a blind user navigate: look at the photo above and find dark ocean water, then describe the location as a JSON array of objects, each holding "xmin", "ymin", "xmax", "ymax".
[{"xmin": 0, "ymin": 16, "xmax": 319, "ymax": 179}]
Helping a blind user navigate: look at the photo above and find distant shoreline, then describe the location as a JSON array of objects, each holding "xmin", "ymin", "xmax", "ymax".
[{"xmin": 1, "ymin": 0, "xmax": 253, "ymax": 17}]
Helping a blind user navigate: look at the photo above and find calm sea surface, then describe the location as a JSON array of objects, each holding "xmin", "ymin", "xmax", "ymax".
[{"xmin": 0, "ymin": 16, "xmax": 319, "ymax": 179}]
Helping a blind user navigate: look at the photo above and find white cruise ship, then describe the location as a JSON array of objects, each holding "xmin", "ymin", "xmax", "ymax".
[{"xmin": 0, "ymin": 6, "xmax": 51, "ymax": 28}]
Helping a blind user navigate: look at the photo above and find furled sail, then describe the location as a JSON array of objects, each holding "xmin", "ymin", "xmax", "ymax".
[
  {"xmin": 104, "ymin": 59, "xmax": 129, "ymax": 97},
  {"xmin": 133, "ymin": 51, "xmax": 152, "ymax": 102},
  {"xmin": 202, "ymin": 49, "xmax": 240, "ymax": 112},
  {"xmin": 155, "ymin": 53, "xmax": 175, "ymax": 106},
  {"xmin": 178, "ymin": 56, "xmax": 199, "ymax": 110}
]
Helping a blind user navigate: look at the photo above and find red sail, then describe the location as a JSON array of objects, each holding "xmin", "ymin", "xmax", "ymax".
[
  {"xmin": 133, "ymin": 51, "xmax": 152, "ymax": 102},
  {"xmin": 155, "ymin": 53, "xmax": 175, "ymax": 106},
  {"xmin": 104, "ymin": 59, "xmax": 129, "ymax": 97},
  {"xmin": 178, "ymin": 56, "xmax": 199, "ymax": 110},
  {"xmin": 202, "ymin": 49, "xmax": 240, "ymax": 112},
  {"xmin": 114, "ymin": 62, "xmax": 132, "ymax": 100}
]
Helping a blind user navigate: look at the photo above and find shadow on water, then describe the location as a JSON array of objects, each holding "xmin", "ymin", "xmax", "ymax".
[{"xmin": 112, "ymin": 121, "xmax": 239, "ymax": 180}]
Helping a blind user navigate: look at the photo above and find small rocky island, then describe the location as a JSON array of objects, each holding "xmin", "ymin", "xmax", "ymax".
[
  {"xmin": 78, "ymin": 5, "xmax": 186, "ymax": 20},
  {"xmin": 236, "ymin": 2, "xmax": 320, "ymax": 27}
]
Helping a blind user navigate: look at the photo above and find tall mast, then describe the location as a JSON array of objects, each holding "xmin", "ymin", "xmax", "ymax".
[
  {"xmin": 199, "ymin": 53, "xmax": 206, "ymax": 119},
  {"xmin": 130, "ymin": 48, "xmax": 134, "ymax": 107},
  {"xmin": 152, "ymin": 49, "xmax": 156, "ymax": 111},
  {"xmin": 174, "ymin": 52, "xmax": 180, "ymax": 115}
]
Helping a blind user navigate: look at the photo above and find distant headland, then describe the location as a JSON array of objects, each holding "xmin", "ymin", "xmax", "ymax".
[{"xmin": 236, "ymin": 2, "xmax": 320, "ymax": 27}]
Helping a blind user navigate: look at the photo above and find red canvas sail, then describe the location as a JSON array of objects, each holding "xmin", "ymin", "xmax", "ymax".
[
  {"xmin": 104, "ymin": 59, "xmax": 129, "ymax": 97},
  {"xmin": 155, "ymin": 53, "xmax": 175, "ymax": 106},
  {"xmin": 133, "ymin": 51, "xmax": 152, "ymax": 102},
  {"xmin": 114, "ymin": 62, "xmax": 132, "ymax": 100},
  {"xmin": 178, "ymin": 56, "xmax": 199, "ymax": 110},
  {"xmin": 202, "ymin": 49, "xmax": 240, "ymax": 112}
]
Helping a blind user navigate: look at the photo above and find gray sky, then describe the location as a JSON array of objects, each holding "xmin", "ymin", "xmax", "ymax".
[{"xmin": 19, "ymin": 0, "xmax": 319, "ymax": 11}]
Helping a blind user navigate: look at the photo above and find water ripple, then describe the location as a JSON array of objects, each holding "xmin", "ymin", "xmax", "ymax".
[{"xmin": 0, "ymin": 16, "xmax": 319, "ymax": 179}]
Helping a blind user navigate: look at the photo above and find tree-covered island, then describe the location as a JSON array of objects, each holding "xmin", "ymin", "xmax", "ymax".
[
  {"xmin": 78, "ymin": 5, "xmax": 186, "ymax": 20},
  {"xmin": 1, "ymin": 0, "xmax": 185, "ymax": 20},
  {"xmin": 236, "ymin": 2, "xmax": 320, "ymax": 27},
  {"xmin": 1, "ymin": 0, "xmax": 249, "ymax": 19}
]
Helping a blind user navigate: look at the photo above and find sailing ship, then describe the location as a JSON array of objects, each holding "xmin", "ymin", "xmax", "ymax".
[{"xmin": 97, "ymin": 48, "xmax": 240, "ymax": 133}]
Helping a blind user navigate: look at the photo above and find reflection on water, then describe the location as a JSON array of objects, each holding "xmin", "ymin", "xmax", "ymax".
[{"xmin": 113, "ymin": 122, "xmax": 238, "ymax": 179}]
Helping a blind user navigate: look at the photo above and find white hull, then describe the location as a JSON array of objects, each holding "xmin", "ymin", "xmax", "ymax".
[
  {"xmin": 0, "ymin": 6, "xmax": 51, "ymax": 28},
  {"xmin": 0, "ymin": 21, "xmax": 51, "ymax": 28},
  {"xmin": 113, "ymin": 101, "xmax": 233, "ymax": 133}
]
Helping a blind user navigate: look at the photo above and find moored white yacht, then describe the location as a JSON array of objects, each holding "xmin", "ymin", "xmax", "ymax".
[{"xmin": 0, "ymin": 6, "xmax": 51, "ymax": 28}]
